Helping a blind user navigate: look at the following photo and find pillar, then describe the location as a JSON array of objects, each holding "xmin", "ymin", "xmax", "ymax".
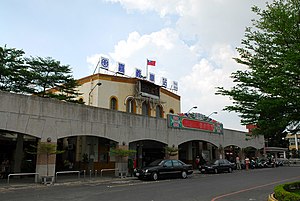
[
  {"xmin": 35, "ymin": 137, "xmax": 57, "ymax": 182},
  {"xmin": 13, "ymin": 133, "xmax": 24, "ymax": 173},
  {"xmin": 114, "ymin": 144, "xmax": 129, "ymax": 177}
]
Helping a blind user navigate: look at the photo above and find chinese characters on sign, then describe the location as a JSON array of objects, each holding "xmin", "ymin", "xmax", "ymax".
[{"xmin": 168, "ymin": 114, "xmax": 223, "ymax": 134}]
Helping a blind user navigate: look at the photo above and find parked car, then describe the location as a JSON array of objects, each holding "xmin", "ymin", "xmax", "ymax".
[
  {"xmin": 199, "ymin": 159, "xmax": 235, "ymax": 174},
  {"xmin": 134, "ymin": 159, "xmax": 193, "ymax": 181}
]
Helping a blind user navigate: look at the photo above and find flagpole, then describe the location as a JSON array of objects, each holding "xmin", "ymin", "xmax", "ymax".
[{"xmin": 146, "ymin": 59, "xmax": 148, "ymax": 80}]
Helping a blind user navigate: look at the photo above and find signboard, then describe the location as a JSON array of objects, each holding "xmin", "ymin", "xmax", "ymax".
[
  {"xmin": 167, "ymin": 114, "xmax": 223, "ymax": 134},
  {"xmin": 100, "ymin": 57, "xmax": 109, "ymax": 69},
  {"xmin": 118, "ymin": 62, "xmax": 125, "ymax": 74},
  {"xmin": 138, "ymin": 80, "xmax": 160, "ymax": 100},
  {"xmin": 162, "ymin": 77, "xmax": 167, "ymax": 88},
  {"xmin": 135, "ymin": 68, "xmax": 142, "ymax": 78},
  {"xmin": 149, "ymin": 73, "xmax": 155, "ymax": 82}
]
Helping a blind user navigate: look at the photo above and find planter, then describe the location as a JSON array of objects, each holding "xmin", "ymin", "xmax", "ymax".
[{"xmin": 268, "ymin": 193, "xmax": 277, "ymax": 201}]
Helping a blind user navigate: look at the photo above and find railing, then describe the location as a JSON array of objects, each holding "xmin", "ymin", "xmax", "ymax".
[
  {"xmin": 7, "ymin": 173, "xmax": 39, "ymax": 185},
  {"xmin": 55, "ymin": 171, "xmax": 80, "ymax": 182},
  {"xmin": 100, "ymin": 168, "xmax": 118, "ymax": 177}
]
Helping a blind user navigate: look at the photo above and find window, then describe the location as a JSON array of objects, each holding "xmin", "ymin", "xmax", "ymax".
[
  {"xmin": 126, "ymin": 98, "xmax": 135, "ymax": 113},
  {"xmin": 110, "ymin": 97, "xmax": 118, "ymax": 110},
  {"xmin": 172, "ymin": 160, "xmax": 182, "ymax": 167},
  {"xmin": 164, "ymin": 160, "xmax": 173, "ymax": 167},
  {"xmin": 156, "ymin": 105, "xmax": 163, "ymax": 118},
  {"xmin": 142, "ymin": 101, "xmax": 150, "ymax": 116}
]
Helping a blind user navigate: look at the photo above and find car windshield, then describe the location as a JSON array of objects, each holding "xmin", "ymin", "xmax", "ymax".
[{"xmin": 148, "ymin": 159, "xmax": 164, "ymax": 166}]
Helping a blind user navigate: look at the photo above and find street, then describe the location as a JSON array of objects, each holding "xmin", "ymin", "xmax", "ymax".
[{"xmin": 1, "ymin": 166, "xmax": 300, "ymax": 201}]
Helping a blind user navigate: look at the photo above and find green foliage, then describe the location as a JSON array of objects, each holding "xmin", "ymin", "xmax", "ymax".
[
  {"xmin": 28, "ymin": 142, "xmax": 64, "ymax": 156},
  {"xmin": 110, "ymin": 148, "xmax": 136, "ymax": 158},
  {"xmin": 216, "ymin": 0, "xmax": 300, "ymax": 142},
  {"xmin": 0, "ymin": 45, "xmax": 83, "ymax": 104},
  {"xmin": 27, "ymin": 142, "xmax": 64, "ymax": 176},
  {"xmin": 0, "ymin": 45, "xmax": 33, "ymax": 93},
  {"xmin": 274, "ymin": 181, "xmax": 300, "ymax": 201},
  {"xmin": 164, "ymin": 146, "xmax": 179, "ymax": 157}
]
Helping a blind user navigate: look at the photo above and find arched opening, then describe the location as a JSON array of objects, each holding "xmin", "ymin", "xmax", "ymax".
[
  {"xmin": 0, "ymin": 130, "xmax": 38, "ymax": 178},
  {"xmin": 178, "ymin": 140, "xmax": 218, "ymax": 168},
  {"xmin": 110, "ymin": 96, "xmax": 118, "ymax": 110},
  {"xmin": 126, "ymin": 97, "xmax": 136, "ymax": 114},
  {"xmin": 142, "ymin": 101, "xmax": 150, "ymax": 116},
  {"xmin": 129, "ymin": 140, "xmax": 166, "ymax": 168},
  {"xmin": 56, "ymin": 136, "xmax": 118, "ymax": 173},
  {"xmin": 156, "ymin": 105, "xmax": 163, "ymax": 118},
  {"xmin": 169, "ymin": 109, "xmax": 174, "ymax": 114}
]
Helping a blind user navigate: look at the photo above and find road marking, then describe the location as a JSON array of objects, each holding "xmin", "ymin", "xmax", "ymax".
[{"xmin": 211, "ymin": 175, "xmax": 300, "ymax": 201}]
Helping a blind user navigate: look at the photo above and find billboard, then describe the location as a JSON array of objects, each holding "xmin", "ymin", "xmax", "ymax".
[{"xmin": 167, "ymin": 114, "xmax": 223, "ymax": 134}]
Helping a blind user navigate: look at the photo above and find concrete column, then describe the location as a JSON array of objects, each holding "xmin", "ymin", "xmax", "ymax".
[
  {"xmin": 13, "ymin": 133, "xmax": 24, "ymax": 173},
  {"xmin": 35, "ymin": 138, "xmax": 57, "ymax": 182},
  {"xmin": 114, "ymin": 144, "xmax": 129, "ymax": 177}
]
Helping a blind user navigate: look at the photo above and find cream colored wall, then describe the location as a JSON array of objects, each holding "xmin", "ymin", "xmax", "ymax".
[
  {"xmin": 77, "ymin": 76, "xmax": 180, "ymax": 118},
  {"xmin": 160, "ymin": 91, "xmax": 180, "ymax": 116}
]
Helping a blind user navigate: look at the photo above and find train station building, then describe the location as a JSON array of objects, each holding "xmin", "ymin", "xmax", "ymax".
[{"xmin": 0, "ymin": 73, "xmax": 264, "ymax": 180}]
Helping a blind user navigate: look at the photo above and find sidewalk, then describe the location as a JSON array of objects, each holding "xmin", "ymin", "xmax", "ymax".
[
  {"xmin": 0, "ymin": 173, "xmax": 138, "ymax": 191},
  {"xmin": 0, "ymin": 169, "xmax": 202, "ymax": 190}
]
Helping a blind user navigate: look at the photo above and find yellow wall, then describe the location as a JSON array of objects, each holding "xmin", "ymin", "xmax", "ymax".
[{"xmin": 76, "ymin": 73, "xmax": 180, "ymax": 118}]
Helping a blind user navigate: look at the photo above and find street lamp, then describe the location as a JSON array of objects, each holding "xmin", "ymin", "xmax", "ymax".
[
  {"xmin": 187, "ymin": 106, "xmax": 197, "ymax": 113},
  {"xmin": 88, "ymin": 82, "xmax": 102, "ymax": 105},
  {"xmin": 207, "ymin": 111, "xmax": 218, "ymax": 118}
]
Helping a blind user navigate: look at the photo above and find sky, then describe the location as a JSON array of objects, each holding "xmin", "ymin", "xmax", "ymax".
[{"xmin": 0, "ymin": 0, "xmax": 269, "ymax": 131}]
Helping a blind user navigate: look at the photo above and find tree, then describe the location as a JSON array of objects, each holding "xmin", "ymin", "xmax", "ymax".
[
  {"xmin": 28, "ymin": 142, "xmax": 64, "ymax": 176},
  {"xmin": 110, "ymin": 148, "xmax": 136, "ymax": 162},
  {"xmin": 0, "ymin": 45, "xmax": 83, "ymax": 103},
  {"xmin": 25, "ymin": 56, "xmax": 82, "ymax": 102},
  {"xmin": 216, "ymin": 0, "xmax": 300, "ymax": 145},
  {"xmin": 164, "ymin": 146, "xmax": 179, "ymax": 159},
  {"xmin": 0, "ymin": 45, "xmax": 33, "ymax": 93}
]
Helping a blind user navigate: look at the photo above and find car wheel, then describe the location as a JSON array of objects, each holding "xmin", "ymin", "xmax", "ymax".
[
  {"xmin": 151, "ymin": 172, "xmax": 158, "ymax": 181},
  {"xmin": 214, "ymin": 168, "xmax": 218, "ymax": 174},
  {"xmin": 181, "ymin": 171, "xmax": 187, "ymax": 179},
  {"xmin": 228, "ymin": 167, "xmax": 232, "ymax": 173}
]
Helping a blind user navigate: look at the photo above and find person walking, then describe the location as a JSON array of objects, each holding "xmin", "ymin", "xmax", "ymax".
[
  {"xmin": 245, "ymin": 157, "xmax": 250, "ymax": 170},
  {"xmin": 195, "ymin": 156, "xmax": 200, "ymax": 169},
  {"xmin": 236, "ymin": 156, "xmax": 241, "ymax": 170}
]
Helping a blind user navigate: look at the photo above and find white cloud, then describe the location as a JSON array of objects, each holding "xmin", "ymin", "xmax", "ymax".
[
  {"xmin": 92, "ymin": 0, "xmax": 269, "ymax": 130},
  {"xmin": 109, "ymin": 28, "xmax": 197, "ymax": 81}
]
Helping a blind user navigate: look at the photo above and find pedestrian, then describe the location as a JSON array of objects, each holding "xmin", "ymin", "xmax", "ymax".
[
  {"xmin": 195, "ymin": 156, "xmax": 200, "ymax": 169},
  {"xmin": 245, "ymin": 157, "xmax": 250, "ymax": 170},
  {"xmin": 236, "ymin": 156, "xmax": 241, "ymax": 170}
]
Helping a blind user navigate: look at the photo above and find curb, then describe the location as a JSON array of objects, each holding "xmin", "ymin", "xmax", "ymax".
[{"xmin": 268, "ymin": 193, "xmax": 277, "ymax": 201}]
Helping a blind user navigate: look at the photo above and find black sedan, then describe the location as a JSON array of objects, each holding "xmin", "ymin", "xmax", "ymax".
[
  {"xmin": 199, "ymin": 159, "xmax": 235, "ymax": 174},
  {"xmin": 134, "ymin": 159, "xmax": 193, "ymax": 181}
]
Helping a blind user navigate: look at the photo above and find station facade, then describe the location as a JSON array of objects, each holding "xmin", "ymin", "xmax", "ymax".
[{"xmin": 0, "ymin": 73, "xmax": 264, "ymax": 179}]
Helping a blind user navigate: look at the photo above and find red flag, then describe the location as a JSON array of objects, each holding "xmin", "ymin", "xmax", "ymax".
[{"xmin": 147, "ymin": 59, "xmax": 156, "ymax": 66}]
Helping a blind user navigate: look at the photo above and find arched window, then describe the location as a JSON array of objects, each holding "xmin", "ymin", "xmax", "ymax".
[
  {"xmin": 142, "ymin": 101, "xmax": 150, "ymax": 116},
  {"xmin": 110, "ymin": 97, "xmax": 118, "ymax": 110},
  {"xmin": 169, "ymin": 109, "xmax": 174, "ymax": 114},
  {"xmin": 156, "ymin": 105, "xmax": 163, "ymax": 118},
  {"xmin": 126, "ymin": 98, "xmax": 135, "ymax": 113}
]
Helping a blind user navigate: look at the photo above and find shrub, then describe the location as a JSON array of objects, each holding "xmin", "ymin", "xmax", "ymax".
[{"xmin": 274, "ymin": 181, "xmax": 300, "ymax": 201}]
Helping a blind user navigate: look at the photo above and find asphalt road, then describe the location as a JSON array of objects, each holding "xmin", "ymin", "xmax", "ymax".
[{"xmin": 1, "ymin": 166, "xmax": 300, "ymax": 201}]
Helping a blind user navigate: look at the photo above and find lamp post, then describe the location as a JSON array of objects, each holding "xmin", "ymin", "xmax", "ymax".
[
  {"xmin": 207, "ymin": 111, "xmax": 218, "ymax": 118},
  {"xmin": 88, "ymin": 82, "xmax": 102, "ymax": 105},
  {"xmin": 187, "ymin": 106, "xmax": 197, "ymax": 113}
]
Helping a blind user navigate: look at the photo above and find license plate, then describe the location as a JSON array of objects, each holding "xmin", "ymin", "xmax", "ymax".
[
  {"xmin": 201, "ymin": 169, "xmax": 205, "ymax": 172},
  {"xmin": 135, "ymin": 173, "xmax": 140, "ymax": 176}
]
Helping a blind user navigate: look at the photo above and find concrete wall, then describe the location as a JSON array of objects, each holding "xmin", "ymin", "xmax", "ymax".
[{"xmin": 0, "ymin": 91, "xmax": 264, "ymax": 149}]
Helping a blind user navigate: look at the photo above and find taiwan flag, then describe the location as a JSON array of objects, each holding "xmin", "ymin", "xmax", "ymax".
[{"xmin": 147, "ymin": 59, "xmax": 156, "ymax": 66}]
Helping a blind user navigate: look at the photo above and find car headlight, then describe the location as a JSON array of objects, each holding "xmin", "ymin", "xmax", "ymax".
[{"xmin": 145, "ymin": 169, "xmax": 149, "ymax": 173}]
